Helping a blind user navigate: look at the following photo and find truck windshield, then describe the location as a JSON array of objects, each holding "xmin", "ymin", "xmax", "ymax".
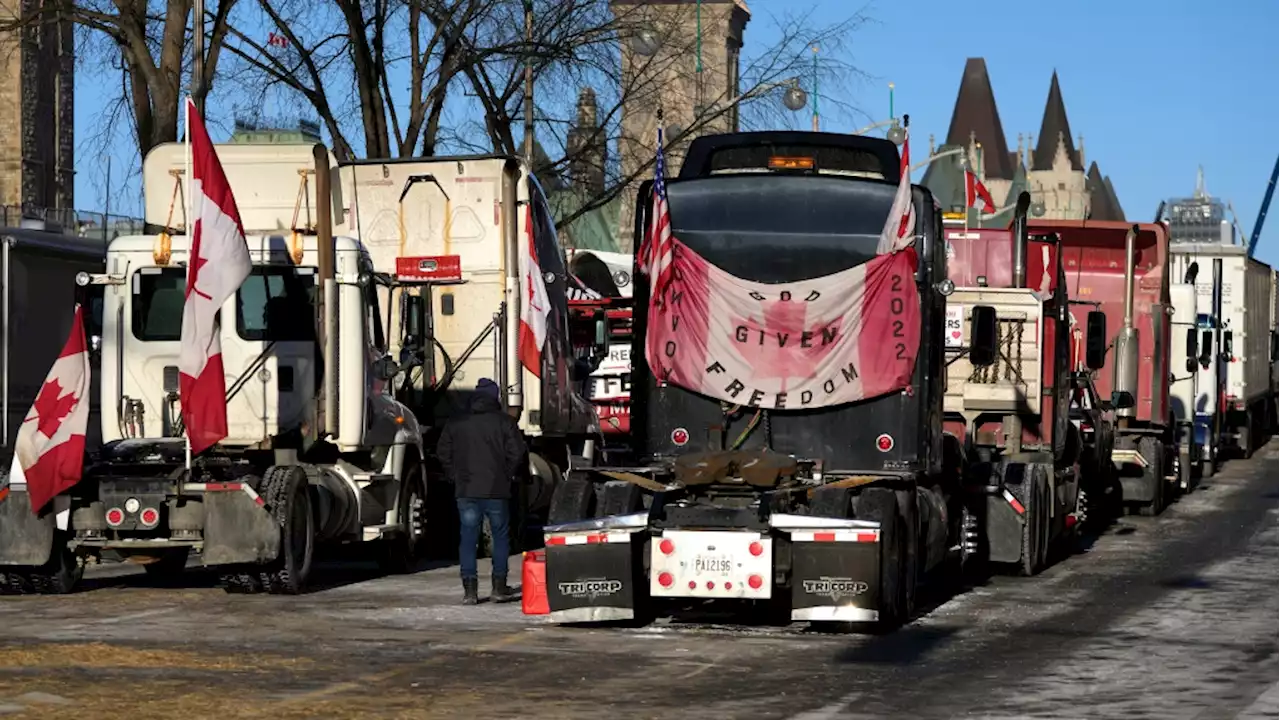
[
  {"xmin": 236, "ymin": 266, "xmax": 317, "ymax": 342},
  {"xmin": 131, "ymin": 267, "xmax": 186, "ymax": 342}
]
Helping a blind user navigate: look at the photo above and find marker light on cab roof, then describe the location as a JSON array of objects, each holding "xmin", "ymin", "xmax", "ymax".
[
  {"xmin": 288, "ymin": 230, "xmax": 305, "ymax": 265},
  {"xmin": 153, "ymin": 232, "xmax": 172, "ymax": 266},
  {"xmin": 767, "ymin": 155, "xmax": 814, "ymax": 170}
]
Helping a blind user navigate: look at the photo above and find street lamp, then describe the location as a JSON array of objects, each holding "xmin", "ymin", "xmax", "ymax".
[
  {"xmin": 782, "ymin": 81, "xmax": 808, "ymax": 112},
  {"xmin": 629, "ymin": 23, "xmax": 660, "ymax": 57}
]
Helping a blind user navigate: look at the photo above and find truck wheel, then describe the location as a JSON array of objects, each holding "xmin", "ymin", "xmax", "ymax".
[
  {"xmin": 1018, "ymin": 466, "xmax": 1049, "ymax": 576},
  {"xmin": 1177, "ymin": 449, "xmax": 1192, "ymax": 494},
  {"xmin": 809, "ymin": 486, "xmax": 854, "ymax": 518},
  {"xmin": 895, "ymin": 488, "xmax": 919, "ymax": 620},
  {"xmin": 258, "ymin": 465, "xmax": 316, "ymax": 595},
  {"xmin": 1137, "ymin": 437, "xmax": 1166, "ymax": 517},
  {"xmin": 6, "ymin": 535, "xmax": 82, "ymax": 595},
  {"xmin": 1237, "ymin": 412, "xmax": 1253, "ymax": 459},
  {"xmin": 380, "ymin": 460, "xmax": 428, "ymax": 574},
  {"xmin": 142, "ymin": 549, "xmax": 190, "ymax": 578},
  {"xmin": 858, "ymin": 488, "xmax": 905, "ymax": 629},
  {"xmin": 597, "ymin": 481, "xmax": 644, "ymax": 517},
  {"xmin": 548, "ymin": 472, "xmax": 596, "ymax": 525}
]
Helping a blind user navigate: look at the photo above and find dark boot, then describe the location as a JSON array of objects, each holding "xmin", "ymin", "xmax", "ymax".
[
  {"xmin": 462, "ymin": 577, "xmax": 479, "ymax": 605},
  {"xmin": 491, "ymin": 575, "xmax": 518, "ymax": 603}
]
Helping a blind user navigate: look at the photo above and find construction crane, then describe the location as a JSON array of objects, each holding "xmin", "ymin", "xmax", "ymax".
[{"xmin": 1247, "ymin": 157, "xmax": 1278, "ymax": 258}]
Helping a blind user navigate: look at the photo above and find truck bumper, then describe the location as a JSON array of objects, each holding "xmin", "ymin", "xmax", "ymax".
[{"xmin": 538, "ymin": 513, "xmax": 884, "ymax": 624}]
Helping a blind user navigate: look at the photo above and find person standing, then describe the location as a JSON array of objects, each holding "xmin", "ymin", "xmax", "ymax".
[{"xmin": 437, "ymin": 378, "xmax": 526, "ymax": 605}]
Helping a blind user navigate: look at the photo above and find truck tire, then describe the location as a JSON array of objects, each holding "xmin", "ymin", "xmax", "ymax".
[
  {"xmin": 379, "ymin": 459, "xmax": 428, "ymax": 574},
  {"xmin": 1019, "ymin": 464, "xmax": 1047, "ymax": 577},
  {"xmin": 857, "ymin": 487, "xmax": 906, "ymax": 629},
  {"xmin": 895, "ymin": 488, "xmax": 919, "ymax": 620},
  {"xmin": 1137, "ymin": 437, "xmax": 1166, "ymax": 517},
  {"xmin": 2, "ymin": 534, "xmax": 82, "ymax": 595},
  {"xmin": 597, "ymin": 480, "xmax": 644, "ymax": 517},
  {"xmin": 258, "ymin": 465, "xmax": 316, "ymax": 595},
  {"xmin": 809, "ymin": 486, "xmax": 854, "ymax": 518},
  {"xmin": 1177, "ymin": 448, "xmax": 1192, "ymax": 494},
  {"xmin": 548, "ymin": 472, "xmax": 596, "ymax": 525},
  {"xmin": 1236, "ymin": 411, "xmax": 1253, "ymax": 459}
]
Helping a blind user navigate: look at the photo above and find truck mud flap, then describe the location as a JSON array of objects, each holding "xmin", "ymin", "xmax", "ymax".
[
  {"xmin": 543, "ymin": 513, "xmax": 648, "ymax": 623},
  {"xmin": 200, "ymin": 483, "xmax": 280, "ymax": 566},
  {"xmin": 0, "ymin": 490, "xmax": 55, "ymax": 566},
  {"xmin": 985, "ymin": 489, "xmax": 1025, "ymax": 565},
  {"xmin": 771, "ymin": 514, "xmax": 881, "ymax": 623}
]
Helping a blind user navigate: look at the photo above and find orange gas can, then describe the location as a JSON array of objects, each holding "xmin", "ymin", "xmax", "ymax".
[{"xmin": 522, "ymin": 550, "xmax": 549, "ymax": 615}]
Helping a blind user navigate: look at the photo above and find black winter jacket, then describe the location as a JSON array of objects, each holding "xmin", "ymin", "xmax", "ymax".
[{"xmin": 437, "ymin": 395, "xmax": 527, "ymax": 499}]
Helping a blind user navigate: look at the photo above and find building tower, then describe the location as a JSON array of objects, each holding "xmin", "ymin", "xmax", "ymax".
[
  {"xmin": 565, "ymin": 87, "xmax": 607, "ymax": 197},
  {"xmin": 1026, "ymin": 71, "xmax": 1088, "ymax": 220},
  {"xmin": 0, "ymin": 0, "xmax": 74, "ymax": 219},
  {"xmin": 922, "ymin": 58, "xmax": 1018, "ymax": 209},
  {"xmin": 610, "ymin": 0, "xmax": 749, "ymax": 250}
]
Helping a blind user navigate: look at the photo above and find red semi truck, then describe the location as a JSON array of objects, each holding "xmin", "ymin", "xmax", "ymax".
[{"xmin": 1030, "ymin": 220, "xmax": 1175, "ymax": 516}]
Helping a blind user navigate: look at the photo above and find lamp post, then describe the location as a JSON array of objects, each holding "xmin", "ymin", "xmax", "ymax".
[
  {"xmin": 811, "ymin": 45, "xmax": 819, "ymax": 132},
  {"xmin": 192, "ymin": 0, "xmax": 206, "ymax": 117},
  {"xmin": 523, "ymin": 0, "xmax": 534, "ymax": 166}
]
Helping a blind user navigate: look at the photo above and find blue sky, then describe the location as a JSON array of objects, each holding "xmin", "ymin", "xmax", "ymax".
[{"xmin": 72, "ymin": 0, "xmax": 1278, "ymax": 266}]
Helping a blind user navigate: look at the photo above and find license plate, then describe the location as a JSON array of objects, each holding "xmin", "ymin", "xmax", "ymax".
[{"xmin": 695, "ymin": 555, "xmax": 733, "ymax": 575}]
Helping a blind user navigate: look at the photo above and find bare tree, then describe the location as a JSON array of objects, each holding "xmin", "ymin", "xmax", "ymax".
[{"xmin": 2, "ymin": 0, "xmax": 241, "ymax": 157}]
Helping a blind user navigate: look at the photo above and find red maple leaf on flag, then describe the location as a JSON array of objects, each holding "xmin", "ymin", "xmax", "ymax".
[
  {"xmin": 32, "ymin": 377, "xmax": 77, "ymax": 439},
  {"xmin": 731, "ymin": 300, "xmax": 843, "ymax": 392}
]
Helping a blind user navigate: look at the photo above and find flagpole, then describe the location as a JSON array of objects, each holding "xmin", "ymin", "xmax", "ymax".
[{"xmin": 184, "ymin": 97, "xmax": 193, "ymax": 473}]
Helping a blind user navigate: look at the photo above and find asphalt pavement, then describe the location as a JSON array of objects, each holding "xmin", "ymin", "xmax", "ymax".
[{"xmin": 0, "ymin": 439, "xmax": 1275, "ymax": 720}]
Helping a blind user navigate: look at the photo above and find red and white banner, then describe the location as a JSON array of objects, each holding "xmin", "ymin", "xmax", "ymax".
[
  {"xmin": 646, "ymin": 241, "xmax": 920, "ymax": 409},
  {"xmin": 518, "ymin": 204, "xmax": 551, "ymax": 376},
  {"xmin": 180, "ymin": 97, "xmax": 252, "ymax": 455},
  {"xmin": 877, "ymin": 124, "xmax": 916, "ymax": 255},
  {"xmin": 965, "ymin": 169, "xmax": 996, "ymax": 213},
  {"xmin": 7, "ymin": 305, "xmax": 91, "ymax": 513}
]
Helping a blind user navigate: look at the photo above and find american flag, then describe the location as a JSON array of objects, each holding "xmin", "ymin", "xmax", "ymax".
[{"xmin": 638, "ymin": 127, "xmax": 672, "ymax": 296}]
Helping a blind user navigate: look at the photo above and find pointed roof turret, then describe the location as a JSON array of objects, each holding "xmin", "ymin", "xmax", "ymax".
[
  {"xmin": 1085, "ymin": 161, "xmax": 1123, "ymax": 221},
  {"xmin": 920, "ymin": 144, "xmax": 968, "ymax": 213},
  {"xmin": 1031, "ymin": 72, "xmax": 1083, "ymax": 172},
  {"xmin": 1103, "ymin": 176, "xmax": 1124, "ymax": 220},
  {"xmin": 941, "ymin": 58, "xmax": 1014, "ymax": 180}
]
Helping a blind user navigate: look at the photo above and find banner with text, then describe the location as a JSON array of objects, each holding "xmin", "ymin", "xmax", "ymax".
[{"xmin": 646, "ymin": 240, "xmax": 920, "ymax": 409}]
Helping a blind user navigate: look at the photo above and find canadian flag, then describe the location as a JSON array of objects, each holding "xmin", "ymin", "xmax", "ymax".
[
  {"xmin": 518, "ymin": 204, "xmax": 550, "ymax": 377},
  {"xmin": 877, "ymin": 120, "xmax": 916, "ymax": 255},
  {"xmin": 180, "ymin": 97, "xmax": 252, "ymax": 455},
  {"xmin": 6, "ymin": 305, "xmax": 91, "ymax": 513},
  {"xmin": 965, "ymin": 168, "xmax": 996, "ymax": 213}
]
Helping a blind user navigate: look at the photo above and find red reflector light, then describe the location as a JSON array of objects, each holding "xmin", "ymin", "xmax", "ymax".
[
  {"xmin": 658, "ymin": 572, "xmax": 674, "ymax": 587},
  {"xmin": 105, "ymin": 508, "xmax": 124, "ymax": 526},
  {"xmin": 748, "ymin": 574, "xmax": 763, "ymax": 590},
  {"xmin": 688, "ymin": 580, "xmax": 697, "ymax": 589},
  {"xmin": 394, "ymin": 255, "xmax": 462, "ymax": 283},
  {"xmin": 725, "ymin": 581, "xmax": 733, "ymax": 590},
  {"xmin": 1065, "ymin": 515, "xmax": 1078, "ymax": 529},
  {"xmin": 546, "ymin": 536, "xmax": 567, "ymax": 546},
  {"xmin": 659, "ymin": 538, "xmax": 675, "ymax": 555},
  {"xmin": 814, "ymin": 532, "xmax": 837, "ymax": 542},
  {"xmin": 586, "ymin": 534, "xmax": 606, "ymax": 544},
  {"xmin": 1008, "ymin": 496, "xmax": 1026, "ymax": 515},
  {"xmin": 749, "ymin": 541, "xmax": 764, "ymax": 556},
  {"xmin": 139, "ymin": 508, "xmax": 160, "ymax": 527},
  {"xmin": 876, "ymin": 434, "xmax": 894, "ymax": 452},
  {"xmin": 706, "ymin": 581, "xmax": 715, "ymax": 590}
]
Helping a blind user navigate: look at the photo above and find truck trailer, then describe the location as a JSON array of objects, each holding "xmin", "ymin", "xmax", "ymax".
[
  {"xmin": 1168, "ymin": 243, "xmax": 1277, "ymax": 460},
  {"xmin": 0, "ymin": 144, "xmax": 607, "ymax": 593},
  {"xmin": 533, "ymin": 131, "xmax": 1007, "ymax": 628},
  {"xmin": 1030, "ymin": 221, "xmax": 1175, "ymax": 516}
]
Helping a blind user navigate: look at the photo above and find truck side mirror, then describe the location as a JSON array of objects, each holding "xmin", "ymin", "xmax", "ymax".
[
  {"xmin": 593, "ymin": 309, "xmax": 608, "ymax": 349},
  {"xmin": 1222, "ymin": 330, "xmax": 1234, "ymax": 360},
  {"xmin": 1110, "ymin": 390, "xmax": 1136, "ymax": 410},
  {"xmin": 1184, "ymin": 328, "xmax": 1198, "ymax": 373},
  {"xmin": 1271, "ymin": 330, "xmax": 1278, "ymax": 362},
  {"xmin": 373, "ymin": 355, "xmax": 399, "ymax": 381},
  {"xmin": 1199, "ymin": 330, "xmax": 1213, "ymax": 366},
  {"xmin": 969, "ymin": 305, "xmax": 998, "ymax": 367},
  {"xmin": 90, "ymin": 335, "xmax": 102, "ymax": 355},
  {"xmin": 1085, "ymin": 310, "xmax": 1107, "ymax": 370}
]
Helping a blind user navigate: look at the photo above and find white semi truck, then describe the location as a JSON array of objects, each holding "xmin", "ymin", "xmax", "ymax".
[
  {"xmin": 1168, "ymin": 243, "xmax": 1277, "ymax": 462},
  {"xmin": 0, "ymin": 144, "xmax": 605, "ymax": 593}
]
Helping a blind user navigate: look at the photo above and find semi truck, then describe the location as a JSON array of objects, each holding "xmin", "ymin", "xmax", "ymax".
[
  {"xmin": 0, "ymin": 144, "xmax": 606, "ymax": 593},
  {"xmin": 1030, "ymin": 220, "xmax": 1175, "ymax": 516},
  {"xmin": 942, "ymin": 202, "xmax": 1103, "ymax": 575},
  {"xmin": 533, "ymin": 131, "xmax": 1006, "ymax": 629},
  {"xmin": 1168, "ymin": 243, "xmax": 1277, "ymax": 460},
  {"xmin": 1168, "ymin": 258, "xmax": 1222, "ymax": 483}
]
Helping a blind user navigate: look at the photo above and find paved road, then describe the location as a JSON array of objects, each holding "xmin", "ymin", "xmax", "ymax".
[{"xmin": 0, "ymin": 440, "xmax": 1276, "ymax": 719}]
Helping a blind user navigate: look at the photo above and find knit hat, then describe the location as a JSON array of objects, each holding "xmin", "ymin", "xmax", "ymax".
[{"xmin": 476, "ymin": 378, "xmax": 501, "ymax": 402}]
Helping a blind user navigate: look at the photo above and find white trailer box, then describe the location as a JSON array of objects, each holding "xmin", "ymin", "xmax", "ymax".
[{"xmin": 336, "ymin": 157, "xmax": 595, "ymax": 438}]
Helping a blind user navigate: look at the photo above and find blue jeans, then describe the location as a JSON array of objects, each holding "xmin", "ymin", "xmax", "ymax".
[{"xmin": 457, "ymin": 498, "xmax": 509, "ymax": 580}]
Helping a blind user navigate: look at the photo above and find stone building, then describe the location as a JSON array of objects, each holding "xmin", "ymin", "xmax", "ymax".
[
  {"xmin": 0, "ymin": 0, "xmax": 74, "ymax": 217},
  {"xmin": 922, "ymin": 58, "xmax": 1124, "ymax": 226},
  {"xmin": 609, "ymin": 0, "xmax": 749, "ymax": 249}
]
